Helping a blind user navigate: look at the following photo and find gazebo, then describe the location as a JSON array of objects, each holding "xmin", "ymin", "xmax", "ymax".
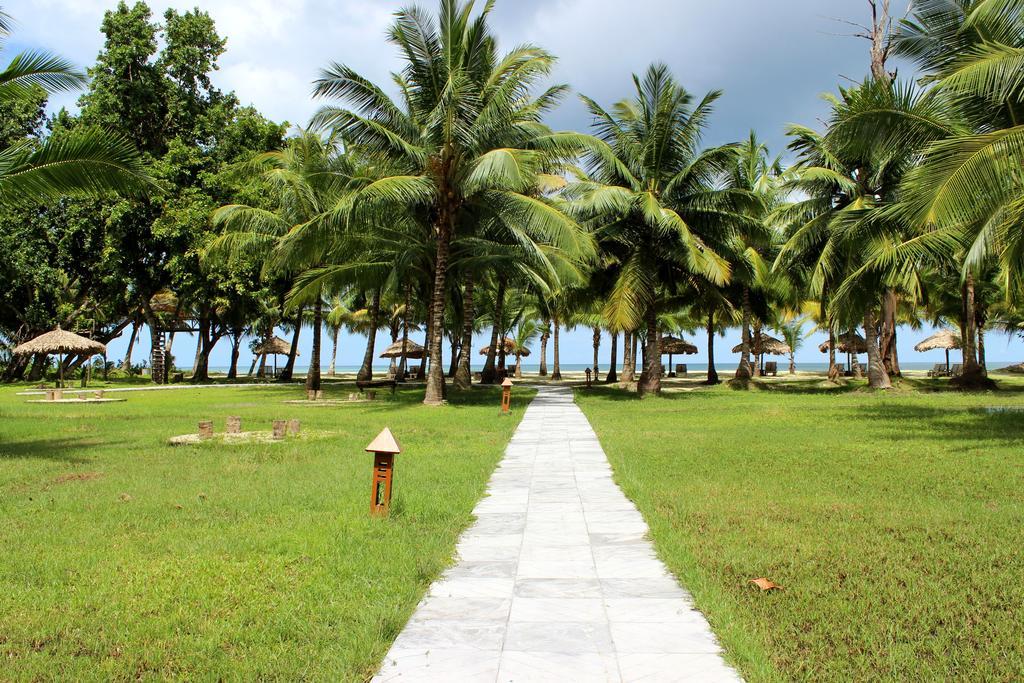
[
  {"xmin": 818, "ymin": 333, "xmax": 867, "ymax": 374},
  {"xmin": 661, "ymin": 336, "xmax": 698, "ymax": 376},
  {"xmin": 255, "ymin": 336, "xmax": 298, "ymax": 376},
  {"xmin": 732, "ymin": 335, "xmax": 791, "ymax": 375},
  {"xmin": 13, "ymin": 326, "xmax": 106, "ymax": 388},
  {"xmin": 379, "ymin": 339, "xmax": 427, "ymax": 360},
  {"xmin": 914, "ymin": 329, "xmax": 961, "ymax": 373},
  {"xmin": 478, "ymin": 337, "xmax": 517, "ymax": 356}
]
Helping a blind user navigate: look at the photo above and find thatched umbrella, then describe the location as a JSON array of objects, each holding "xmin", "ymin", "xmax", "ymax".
[
  {"xmin": 660, "ymin": 336, "xmax": 697, "ymax": 376},
  {"xmin": 731, "ymin": 335, "xmax": 791, "ymax": 356},
  {"xmin": 818, "ymin": 333, "xmax": 867, "ymax": 374},
  {"xmin": 732, "ymin": 334, "xmax": 791, "ymax": 374},
  {"xmin": 379, "ymin": 340, "xmax": 427, "ymax": 360},
  {"xmin": 13, "ymin": 325, "xmax": 106, "ymax": 388},
  {"xmin": 479, "ymin": 337, "xmax": 519, "ymax": 356},
  {"xmin": 818, "ymin": 333, "xmax": 867, "ymax": 354},
  {"xmin": 914, "ymin": 329, "xmax": 961, "ymax": 372},
  {"xmin": 254, "ymin": 336, "xmax": 298, "ymax": 375}
]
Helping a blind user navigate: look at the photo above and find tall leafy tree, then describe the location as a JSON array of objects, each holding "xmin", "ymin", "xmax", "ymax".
[
  {"xmin": 312, "ymin": 0, "xmax": 589, "ymax": 405},
  {"xmin": 571, "ymin": 64, "xmax": 735, "ymax": 395}
]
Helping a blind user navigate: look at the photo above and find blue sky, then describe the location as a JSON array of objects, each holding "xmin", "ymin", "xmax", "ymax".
[{"xmin": 7, "ymin": 0, "xmax": 1024, "ymax": 368}]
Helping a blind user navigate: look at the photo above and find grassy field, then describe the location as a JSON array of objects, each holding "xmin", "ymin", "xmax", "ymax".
[
  {"xmin": 0, "ymin": 380, "xmax": 531, "ymax": 681},
  {"xmin": 577, "ymin": 377, "xmax": 1024, "ymax": 682}
]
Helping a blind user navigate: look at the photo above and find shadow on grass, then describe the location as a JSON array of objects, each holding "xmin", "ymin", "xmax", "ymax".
[
  {"xmin": 0, "ymin": 437, "xmax": 110, "ymax": 464},
  {"xmin": 852, "ymin": 402, "xmax": 1024, "ymax": 445}
]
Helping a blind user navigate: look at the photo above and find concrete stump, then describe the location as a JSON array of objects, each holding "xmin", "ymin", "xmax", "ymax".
[
  {"xmin": 288, "ymin": 419, "xmax": 301, "ymax": 435},
  {"xmin": 307, "ymin": 389, "xmax": 323, "ymax": 401},
  {"xmin": 348, "ymin": 393, "xmax": 359, "ymax": 401},
  {"xmin": 271, "ymin": 420, "xmax": 287, "ymax": 440},
  {"xmin": 94, "ymin": 390, "xmax": 105, "ymax": 399},
  {"xmin": 198, "ymin": 420, "xmax": 214, "ymax": 439},
  {"xmin": 226, "ymin": 416, "xmax": 242, "ymax": 434}
]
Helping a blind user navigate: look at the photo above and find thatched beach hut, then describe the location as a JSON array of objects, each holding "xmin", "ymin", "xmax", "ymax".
[
  {"xmin": 255, "ymin": 336, "xmax": 297, "ymax": 375},
  {"xmin": 914, "ymin": 329, "xmax": 961, "ymax": 373},
  {"xmin": 13, "ymin": 326, "xmax": 106, "ymax": 388}
]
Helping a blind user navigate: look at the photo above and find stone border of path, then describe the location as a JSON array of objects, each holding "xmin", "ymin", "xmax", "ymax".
[{"xmin": 374, "ymin": 385, "xmax": 741, "ymax": 682}]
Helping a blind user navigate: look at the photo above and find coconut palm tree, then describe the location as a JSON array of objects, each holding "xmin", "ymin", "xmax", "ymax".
[
  {"xmin": 510, "ymin": 319, "xmax": 541, "ymax": 378},
  {"xmin": 211, "ymin": 130, "xmax": 351, "ymax": 392},
  {"xmin": 0, "ymin": 7, "xmax": 147, "ymax": 202},
  {"xmin": 312, "ymin": 0, "xmax": 590, "ymax": 405},
  {"xmin": 882, "ymin": 0, "xmax": 1024, "ymax": 385},
  {"xmin": 571, "ymin": 64, "xmax": 736, "ymax": 395}
]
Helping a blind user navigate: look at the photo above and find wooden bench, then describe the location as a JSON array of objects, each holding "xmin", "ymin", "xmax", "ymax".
[
  {"xmin": 927, "ymin": 363, "xmax": 947, "ymax": 378},
  {"xmin": 675, "ymin": 364, "xmax": 688, "ymax": 377},
  {"xmin": 356, "ymin": 379, "xmax": 397, "ymax": 395},
  {"xmin": 764, "ymin": 361, "xmax": 778, "ymax": 376}
]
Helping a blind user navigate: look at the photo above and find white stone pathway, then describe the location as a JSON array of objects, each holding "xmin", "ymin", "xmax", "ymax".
[{"xmin": 374, "ymin": 385, "xmax": 741, "ymax": 682}]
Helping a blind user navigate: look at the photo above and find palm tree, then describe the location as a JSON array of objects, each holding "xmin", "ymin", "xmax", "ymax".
[
  {"xmin": 0, "ymin": 8, "xmax": 147, "ymax": 202},
  {"xmin": 510, "ymin": 319, "xmax": 541, "ymax": 378},
  {"xmin": 211, "ymin": 130, "xmax": 351, "ymax": 392},
  {"xmin": 312, "ymin": 0, "xmax": 589, "ymax": 405},
  {"xmin": 884, "ymin": 0, "xmax": 1024, "ymax": 386},
  {"xmin": 720, "ymin": 132, "xmax": 789, "ymax": 381},
  {"xmin": 571, "ymin": 64, "xmax": 735, "ymax": 395}
]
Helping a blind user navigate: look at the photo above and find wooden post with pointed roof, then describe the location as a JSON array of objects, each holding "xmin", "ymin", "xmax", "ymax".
[
  {"xmin": 366, "ymin": 428, "xmax": 402, "ymax": 517},
  {"xmin": 501, "ymin": 378, "xmax": 513, "ymax": 414}
]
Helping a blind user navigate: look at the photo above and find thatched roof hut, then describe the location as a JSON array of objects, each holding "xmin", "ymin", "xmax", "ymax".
[
  {"xmin": 660, "ymin": 336, "xmax": 698, "ymax": 355},
  {"xmin": 480, "ymin": 337, "xmax": 528, "ymax": 356},
  {"xmin": 13, "ymin": 326, "xmax": 106, "ymax": 357},
  {"xmin": 380, "ymin": 339, "xmax": 427, "ymax": 359},
  {"xmin": 914, "ymin": 329, "xmax": 961, "ymax": 352},
  {"xmin": 255, "ymin": 336, "xmax": 297, "ymax": 357},
  {"xmin": 13, "ymin": 326, "xmax": 106, "ymax": 387},
  {"xmin": 732, "ymin": 334, "xmax": 791, "ymax": 356},
  {"xmin": 818, "ymin": 333, "xmax": 867, "ymax": 354}
]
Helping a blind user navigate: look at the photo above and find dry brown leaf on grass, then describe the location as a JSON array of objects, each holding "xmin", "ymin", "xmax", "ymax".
[{"xmin": 749, "ymin": 577, "xmax": 783, "ymax": 591}]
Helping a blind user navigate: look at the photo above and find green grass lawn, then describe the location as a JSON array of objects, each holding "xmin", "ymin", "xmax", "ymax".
[
  {"xmin": 0, "ymin": 380, "xmax": 531, "ymax": 681},
  {"xmin": 577, "ymin": 378, "xmax": 1024, "ymax": 682}
]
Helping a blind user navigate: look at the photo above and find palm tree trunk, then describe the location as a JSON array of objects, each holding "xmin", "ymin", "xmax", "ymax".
[
  {"xmin": 328, "ymin": 328, "xmax": 339, "ymax": 377},
  {"xmin": 735, "ymin": 288, "xmax": 753, "ymax": 380},
  {"xmin": 881, "ymin": 288, "xmax": 900, "ymax": 376},
  {"xmin": 121, "ymin": 318, "xmax": 140, "ymax": 370},
  {"xmin": 638, "ymin": 304, "xmax": 661, "ymax": 396},
  {"xmin": 228, "ymin": 333, "xmax": 241, "ymax": 379},
  {"xmin": 621, "ymin": 331, "xmax": 634, "ymax": 382},
  {"xmin": 864, "ymin": 308, "xmax": 892, "ymax": 389},
  {"xmin": 827, "ymin": 327, "xmax": 839, "ymax": 381},
  {"xmin": 280, "ymin": 312, "xmax": 302, "ymax": 382},
  {"xmin": 978, "ymin": 326, "xmax": 987, "ymax": 376},
  {"xmin": 789, "ymin": 351, "xmax": 796, "ymax": 375},
  {"xmin": 306, "ymin": 294, "xmax": 323, "ymax": 393},
  {"xmin": 398, "ymin": 282, "xmax": 413, "ymax": 382},
  {"xmin": 961, "ymin": 273, "xmax": 982, "ymax": 378},
  {"xmin": 357, "ymin": 289, "xmax": 381, "ymax": 382},
  {"xmin": 514, "ymin": 353, "xmax": 523, "ymax": 378},
  {"xmin": 605, "ymin": 332, "xmax": 618, "ymax": 383},
  {"xmin": 706, "ymin": 311, "xmax": 719, "ymax": 385},
  {"xmin": 454, "ymin": 278, "xmax": 475, "ymax": 390},
  {"xmin": 551, "ymin": 316, "xmax": 562, "ymax": 381},
  {"xmin": 592, "ymin": 327, "xmax": 600, "ymax": 380},
  {"xmin": 752, "ymin": 323, "xmax": 763, "ymax": 377},
  {"xmin": 423, "ymin": 213, "xmax": 451, "ymax": 405},
  {"xmin": 538, "ymin": 327, "xmax": 549, "ymax": 377},
  {"xmin": 626, "ymin": 331, "xmax": 634, "ymax": 378},
  {"xmin": 192, "ymin": 311, "xmax": 212, "ymax": 382},
  {"xmin": 448, "ymin": 335, "xmax": 460, "ymax": 377},
  {"xmin": 481, "ymin": 277, "xmax": 505, "ymax": 384}
]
